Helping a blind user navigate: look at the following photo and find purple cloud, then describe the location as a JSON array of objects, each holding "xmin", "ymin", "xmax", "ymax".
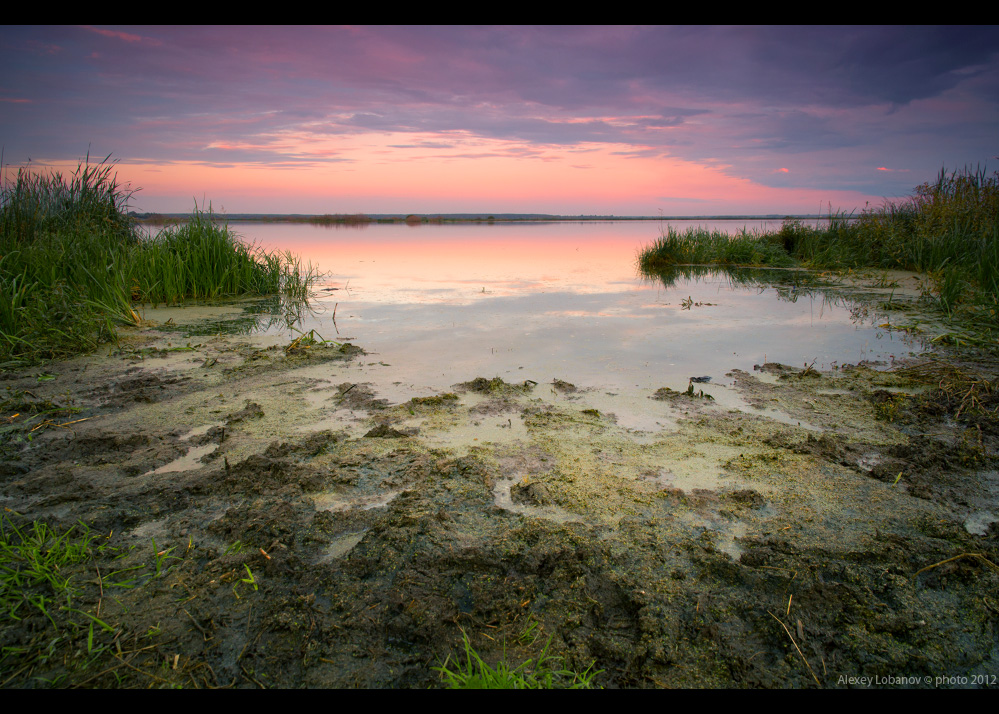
[{"xmin": 1, "ymin": 25, "xmax": 996, "ymax": 208}]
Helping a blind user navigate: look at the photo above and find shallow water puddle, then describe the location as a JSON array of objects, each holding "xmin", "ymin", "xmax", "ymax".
[
  {"xmin": 317, "ymin": 531, "xmax": 367, "ymax": 561},
  {"xmin": 398, "ymin": 393, "xmax": 531, "ymax": 449},
  {"xmin": 147, "ymin": 443, "xmax": 217, "ymax": 474},
  {"xmin": 682, "ymin": 512, "xmax": 751, "ymax": 560},
  {"xmin": 963, "ymin": 468, "xmax": 999, "ymax": 535},
  {"xmin": 492, "ymin": 476, "xmax": 588, "ymax": 524},
  {"xmin": 739, "ymin": 404, "xmax": 823, "ymax": 431},
  {"xmin": 642, "ymin": 459, "xmax": 728, "ymax": 492},
  {"xmin": 964, "ymin": 512, "xmax": 998, "ymax": 536},
  {"xmin": 311, "ymin": 490, "xmax": 401, "ymax": 512},
  {"xmin": 145, "ymin": 424, "xmax": 220, "ymax": 475}
]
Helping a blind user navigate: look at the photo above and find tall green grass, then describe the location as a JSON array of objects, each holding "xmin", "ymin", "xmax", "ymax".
[
  {"xmin": 1, "ymin": 155, "xmax": 320, "ymax": 362},
  {"xmin": 638, "ymin": 164, "xmax": 999, "ymax": 328},
  {"xmin": 637, "ymin": 225, "xmax": 796, "ymax": 272}
]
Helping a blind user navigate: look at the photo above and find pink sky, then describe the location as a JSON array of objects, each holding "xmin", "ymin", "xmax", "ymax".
[
  {"xmin": 2, "ymin": 26, "xmax": 996, "ymax": 215},
  {"xmin": 114, "ymin": 140, "xmax": 869, "ymax": 216}
]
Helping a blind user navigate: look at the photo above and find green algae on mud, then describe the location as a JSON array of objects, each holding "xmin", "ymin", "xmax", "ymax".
[{"xmin": 1, "ymin": 295, "xmax": 998, "ymax": 688}]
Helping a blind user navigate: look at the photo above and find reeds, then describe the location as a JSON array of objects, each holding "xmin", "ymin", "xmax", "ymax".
[
  {"xmin": 638, "ymin": 164, "xmax": 999, "ymax": 329},
  {"xmin": 637, "ymin": 226, "xmax": 797, "ymax": 273},
  {"xmin": 130, "ymin": 206, "xmax": 285, "ymax": 305},
  {"xmin": 1, "ymin": 155, "xmax": 320, "ymax": 362},
  {"xmin": 791, "ymin": 166, "xmax": 999, "ymax": 321}
]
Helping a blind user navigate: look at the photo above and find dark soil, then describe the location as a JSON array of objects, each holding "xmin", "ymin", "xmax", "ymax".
[{"xmin": 1, "ymin": 315, "xmax": 998, "ymax": 689}]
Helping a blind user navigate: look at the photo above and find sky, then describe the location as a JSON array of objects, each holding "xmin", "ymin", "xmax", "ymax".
[{"xmin": 1, "ymin": 25, "xmax": 997, "ymax": 216}]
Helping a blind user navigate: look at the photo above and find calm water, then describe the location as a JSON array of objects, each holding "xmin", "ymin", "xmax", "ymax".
[{"xmin": 216, "ymin": 219, "xmax": 920, "ymax": 395}]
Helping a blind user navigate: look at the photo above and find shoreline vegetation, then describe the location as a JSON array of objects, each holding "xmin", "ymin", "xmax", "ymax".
[
  {"xmin": 132, "ymin": 212, "xmax": 831, "ymax": 225},
  {"xmin": 0, "ymin": 156, "xmax": 320, "ymax": 363},
  {"xmin": 5, "ymin": 156, "xmax": 997, "ymax": 362},
  {"xmin": 638, "ymin": 165, "xmax": 999, "ymax": 345},
  {"xmin": 2, "ymin": 157, "xmax": 999, "ymax": 689}
]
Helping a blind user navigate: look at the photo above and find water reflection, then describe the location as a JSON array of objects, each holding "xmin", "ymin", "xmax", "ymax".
[
  {"xmin": 640, "ymin": 264, "xmax": 816, "ymax": 293},
  {"xmin": 639, "ymin": 264, "xmax": 900, "ymax": 330},
  {"xmin": 167, "ymin": 221, "xmax": 925, "ymax": 393}
]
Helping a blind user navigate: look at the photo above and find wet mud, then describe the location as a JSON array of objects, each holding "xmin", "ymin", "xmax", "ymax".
[{"xmin": 1, "ymin": 298, "xmax": 998, "ymax": 688}]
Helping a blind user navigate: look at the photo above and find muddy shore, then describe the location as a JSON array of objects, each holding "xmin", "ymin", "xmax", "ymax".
[{"xmin": 2, "ymin": 292, "xmax": 998, "ymax": 688}]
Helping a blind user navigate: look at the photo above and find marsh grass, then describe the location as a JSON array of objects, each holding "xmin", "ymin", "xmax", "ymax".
[
  {"xmin": 0, "ymin": 514, "xmax": 99, "ymax": 622},
  {"xmin": 790, "ymin": 166, "xmax": 999, "ymax": 327},
  {"xmin": 638, "ymin": 226, "xmax": 796, "ymax": 272},
  {"xmin": 129, "ymin": 207, "xmax": 319, "ymax": 305},
  {"xmin": 434, "ymin": 631, "xmax": 601, "ymax": 689},
  {"xmin": 1, "ymin": 155, "xmax": 321, "ymax": 362},
  {"xmin": 0, "ymin": 510, "xmax": 192, "ymax": 687},
  {"xmin": 638, "ymin": 164, "xmax": 999, "ymax": 338}
]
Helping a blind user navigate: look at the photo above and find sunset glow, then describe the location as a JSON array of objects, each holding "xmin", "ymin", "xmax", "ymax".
[{"xmin": 2, "ymin": 26, "xmax": 996, "ymax": 215}]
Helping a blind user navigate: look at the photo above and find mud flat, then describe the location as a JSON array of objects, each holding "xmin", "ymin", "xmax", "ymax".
[{"xmin": 2, "ymin": 300, "xmax": 998, "ymax": 688}]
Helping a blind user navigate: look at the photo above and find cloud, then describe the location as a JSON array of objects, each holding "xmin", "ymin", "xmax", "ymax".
[
  {"xmin": 1, "ymin": 26, "xmax": 996, "ymax": 212},
  {"xmin": 81, "ymin": 25, "xmax": 163, "ymax": 46}
]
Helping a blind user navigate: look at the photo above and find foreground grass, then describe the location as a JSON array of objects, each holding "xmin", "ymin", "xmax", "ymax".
[
  {"xmin": 638, "ymin": 164, "xmax": 999, "ymax": 338},
  {"xmin": 0, "ymin": 511, "xmax": 191, "ymax": 688},
  {"xmin": 435, "ymin": 630, "xmax": 601, "ymax": 689},
  {"xmin": 1, "ymin": 155, "xmax": 319, "ymax": 363}
]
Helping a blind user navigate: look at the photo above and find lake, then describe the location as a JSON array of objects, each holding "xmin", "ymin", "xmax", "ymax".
[{"xmin": 192, "ymin": 219, "xmax": 923, "ymax": 401}]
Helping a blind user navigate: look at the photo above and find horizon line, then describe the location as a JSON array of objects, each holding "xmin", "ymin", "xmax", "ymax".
[{"xmin": 130, "ymin": 212, "xmax": 841, "ymax": 221}]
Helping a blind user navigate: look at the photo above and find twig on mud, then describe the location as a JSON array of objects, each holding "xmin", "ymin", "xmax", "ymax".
[
  {"xmin": 237, "ymin": 628, "xmax": 262, "ymax": 664},
  {"xmin": 74, "ymin": 660, "xmax": 130, "ymax": 688},
  {"xmin": 0, "ymin": 663, "xmax": 33, "ymax": 688},
  {"xmin": 183, "ymin": 608, "xmax": 212, "ymax": 641},
  {"xmin": 768, "ymin": 611, "xmax": 821, "ymax": 687},
  {"xmin": 70, "ymin": 635, "xmax": 163, "ymax": 687},
  {"xmin": 96, "ymin": 563, "xmax": 103, "ymax": 617},
  {"xmin": 798, "ymin": 359, "xmax": 818, "ymax": 378},
  {"xmin": 28, "ymin": 416, "xmax": 90, "ymax": 433},
  {"xmin": 335, "ymin": 383, "xmax": 357, "ymax": 405},
  {"xmin": 111, "ymin": 653, "xmax": 174, "ymax": 685},
  {"xmin": 754, "ymin": 565, "xmax": 798, "ymax": 580},
  {"xmin": 188, "ymin": 660, "xmax": 222, "ymax": 688},
  {"xmin": 240, "ymin": 664, "xmax": 267, "ymax": 689},
  {"xmin": 915, "ymin": 552, "xmax": 999, "ymax": 576}
]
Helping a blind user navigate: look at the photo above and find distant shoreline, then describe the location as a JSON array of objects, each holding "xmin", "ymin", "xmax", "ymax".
[{"xmin": 130, "ymin": 212, "xmax": 834, "ymax": 224}]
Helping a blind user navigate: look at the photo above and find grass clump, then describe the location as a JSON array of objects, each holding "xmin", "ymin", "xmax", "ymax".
[
  {"xmin": 787, "ymin": 166, "xmax": 999, "ymax": 326},
  {"xmin": 0, "ymin": 511, "xmax": 192, "ymax": 687},
  {"xmin": 638, "ymin": 225, "xmax": 796, "ymax": 272},
  {"xmin": 434, "ymin": 631, "xmax": 601, "ymax": 689},
  {"xmin": 0, "ymin": 514, "xmax": 100, "ymax": 623},
  {"xmin": 638, "ymin": 163, "xmax": 999, "ymax": 337},
  {"xmin": 1, "ymin": 154, "xmax": 320, "ymax": 363}
]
